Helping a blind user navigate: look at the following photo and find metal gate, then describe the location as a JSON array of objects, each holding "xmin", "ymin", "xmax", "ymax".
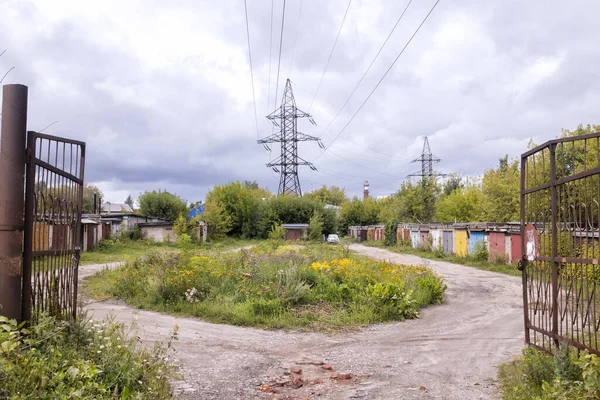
[
  {"xmin": 521, "ymin": 132, "xmax": 600, "ymax": 355},
  {"xmin": 22, "ymin": 131, "xmax": 85, "ymax": 322}
]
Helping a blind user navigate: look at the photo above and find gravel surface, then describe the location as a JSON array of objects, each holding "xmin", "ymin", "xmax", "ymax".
[{"xmin": 81, "ymin": 244, "xmax": 525, "ymax": 399}]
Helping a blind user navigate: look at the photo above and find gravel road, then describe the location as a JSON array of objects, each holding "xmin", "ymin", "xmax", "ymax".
[{"xmin": 82, "ymin": 244, "xmax": 525, "ymax": 399}]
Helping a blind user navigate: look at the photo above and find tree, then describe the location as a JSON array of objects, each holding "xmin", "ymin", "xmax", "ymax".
[
  {"xmin": 138, "ymin": 190, "xmax": 187, "ymax": 221},
  {"xmin": 338, "ymin": 197, "xmax": 381, "ymax": 234},
  {"xmin": 395, "ymin": 178, "xmax": 440, "ymax": 223},
  {"xmin": 480, "ymin": 158, "xmax": 520, "ymax": 222},
  {"xmin": 82, "ymin": 184, "xmax": 103, "ymax": 214},
  {"xmin": 435, "ymin": 184, "xmax": 485, "ymax": 222},
  {"xmin": 124, "ymin": 194, "xmax": 134, "ymax": 211},
  {"xmin": 442, "ymin": 173, "xmax": 463, "ymax": 196},
  {"xmin": 189, "ymin": 200, "xmax": 203, "ymax": 210},
  {"xmin": 304, "ymin": 185, "xmax": 347, "ymax": 206},
  {"xmin": 202, "ymin": 201, "xmax": 231, "ymax": 240},
  {"xmin": 308, "ymin": 212, "xmax": 324, "ymax": 242},
  {"xmin": 205, "ymin": 181, "xmax": 269, "ymax": 237}
]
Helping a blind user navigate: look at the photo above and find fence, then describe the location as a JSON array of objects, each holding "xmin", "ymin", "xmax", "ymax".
[
  {"xmin": 0, "ymin": 84, "xmax": 85, "ymax": 323},
  {"xmin": 521, "ymin": 131, "xmax": 600, "ymax": 355}
]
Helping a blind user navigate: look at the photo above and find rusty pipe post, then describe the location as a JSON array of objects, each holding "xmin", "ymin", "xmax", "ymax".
[{"xmin": 0, "ymin": 84, "xmax": 28, "ymax": 321}]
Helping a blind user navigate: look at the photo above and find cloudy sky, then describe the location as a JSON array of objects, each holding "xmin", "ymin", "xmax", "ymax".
[{"xmin": 1, "ymin": 0, "xmax": 599, "ymax": 203}]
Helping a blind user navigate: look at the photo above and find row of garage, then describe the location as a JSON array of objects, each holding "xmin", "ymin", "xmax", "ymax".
[{"xmin": 348, "ymin": 223, "xmax": 524, "ymax": 264}]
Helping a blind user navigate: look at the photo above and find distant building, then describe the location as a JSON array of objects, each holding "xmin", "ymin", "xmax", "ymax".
[
  {"xmin": 281, "ymin": 224, "xmax": 308, "ymax": 241},
  {"xmin": 101, "ymin": 202, "xmax": 133, "ymax": 214}
]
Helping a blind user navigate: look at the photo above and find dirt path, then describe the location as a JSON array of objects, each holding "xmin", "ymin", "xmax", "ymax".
[{"xmin": 81, "ymin": 244, "xmax": 525, "ymax": 399}]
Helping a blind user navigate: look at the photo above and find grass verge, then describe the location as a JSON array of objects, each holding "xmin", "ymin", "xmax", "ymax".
[
  {"xmin": 0, "ymin": 313, "xmax": 177, "ymax": 399},
  {"xmin": 82, "ymin": 242, "xmax": 446, "ymax": 331},
  {"xmin": 497, "ymin": 345, "xmax": 600, "ymax": 399},
  {"xmin": 362, "ymin": 240, "xmax": 521, "ymax": 277},
  {"xmin": 80, "ymin": 237, "xmax": 257, "ymax": 265}
]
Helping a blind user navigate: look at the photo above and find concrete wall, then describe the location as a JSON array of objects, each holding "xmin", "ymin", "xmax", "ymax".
[{"xmin": 141, "ymin": 225, "xmax": 177, "ymax": 243}]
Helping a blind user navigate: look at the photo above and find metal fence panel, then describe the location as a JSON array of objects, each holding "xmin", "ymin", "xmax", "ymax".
[
  {"xmin": 521, "ymin": 132, "xmax": 600, "ymax": 355},
  {"xmin": 22, "ymin": 131, "xmax": 85, "ymax": 321}
]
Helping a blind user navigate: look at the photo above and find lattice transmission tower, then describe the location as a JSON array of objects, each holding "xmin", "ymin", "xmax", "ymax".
[
  {"xmin": 258, "ymin": 79, "xmax": 323, "ymax": 196},
  {"xmin": 407, "ymin": 137, "xmax": 446, "ymax": 179}
]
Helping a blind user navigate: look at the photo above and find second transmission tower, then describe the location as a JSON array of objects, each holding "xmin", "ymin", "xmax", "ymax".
[
  {"xmin": 258, "ymin": 79, "xmax": 324, "ymax": 196},
  {"xmin": 407, "ymin": 137, "xmax": 446, "ymax": 179}
]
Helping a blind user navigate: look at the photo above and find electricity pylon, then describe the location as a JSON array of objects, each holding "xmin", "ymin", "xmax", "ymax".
[
  {"xmin": 407, "ymin": 137, "xmax": 446, "ymax": 179},
  {"xmin": 258, "ymin": 79, "xmax": 324, "ymax": 196}
]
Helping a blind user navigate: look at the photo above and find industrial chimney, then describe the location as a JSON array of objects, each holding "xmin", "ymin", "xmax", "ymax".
[{"xmin": 363, "ymin": 180, "xmax": 369, "ymax": 200}]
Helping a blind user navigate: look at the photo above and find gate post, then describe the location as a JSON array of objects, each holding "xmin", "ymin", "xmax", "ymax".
[{"xmin": 0, "ymin": 84, "xmax": 28, "ymax": 321}]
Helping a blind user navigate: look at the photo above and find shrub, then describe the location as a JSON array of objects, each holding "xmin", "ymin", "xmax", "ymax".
[
  {"xmin": 176, "ymin": 233, "xmax": 193, "ymax": 249},
  {"xmin": 473, "ymin": 240, "xmax": 488, "ymax": 261},
  {"xmin": 498, "ymin": 346, "xmax": 600, "ymax": 400},
  {"xmin": 308, "ymin": 212, "xmax": 324, "ymax": 242},
  {"xmin": 384, "ymin": 219, "xmax": 398, "ymax": 247},
  {"xmin": 268, "ymin": 223, "xmax": 285, "ymax": 241},
  {"xmin": 0, "ymin": 314, "xmax": 175, "ymax": 399}
]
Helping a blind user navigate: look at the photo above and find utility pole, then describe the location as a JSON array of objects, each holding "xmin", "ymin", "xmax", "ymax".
[
  {"xmin": 407, "ymin": 137, "xmax": 446, "ymax": 180},
  {"xmin": 258, "ymin": 79, "xmax": 323, "ymax": 196}
]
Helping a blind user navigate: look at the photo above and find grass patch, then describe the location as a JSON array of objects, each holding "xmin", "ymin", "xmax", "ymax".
[
  {"xmin": 82, "ymin": 242, "xmax": 446, "ymax": 331},
  {"xmin": 363, "ymin": 240, "xmax": 521, "ymax": 277},
  {"xmin": 498, "ymin": 345, "xmax": 600, "ymax": 399},
  {"xmin": 0, "ymin": 313, "xmax": 177, "ymax": 399},
  {"xmin": 80, "ymin": 237, "xmax": 257, "ymax": 265}
]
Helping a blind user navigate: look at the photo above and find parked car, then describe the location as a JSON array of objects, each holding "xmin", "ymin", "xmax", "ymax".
[{"xmin": 326, "ymin": 234, "xmax": 340, "ymax": 244}]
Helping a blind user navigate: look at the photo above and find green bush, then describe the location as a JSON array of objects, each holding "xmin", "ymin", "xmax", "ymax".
[
  {"xmin": 498, "ymin": 346, "xmax": 600, "ymax": 400},
  {"xmin": 384, "ymin": 219, "xmax": 398, "ymax": 247},
  {"xmin": 473, "ymin": 240, "xmax": 488, "ymax": 261},
  {"xmin": 0, "ymin": 314, "xmax": 175, "ymax": 399},
  {"xmin": 308, "ymin": 212, "xmax": 324, "ymax": 242},
  {"xmin": 268, "ymin": 224, "xmax": 285, "ymax": 241}
]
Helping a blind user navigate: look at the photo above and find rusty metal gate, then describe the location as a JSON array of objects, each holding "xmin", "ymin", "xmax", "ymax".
[
  {"xmin": 521, "ymin": 131, "xmax": 600, "ymax": 355},
  {"xmin": 21, "ymin": 131, "xmax": 85, "ymax": 322}
]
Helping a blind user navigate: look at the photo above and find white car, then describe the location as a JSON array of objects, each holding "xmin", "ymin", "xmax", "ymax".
[{"xmin": 326, "ymin": 234, "xmax": 340, "ymax": 244}]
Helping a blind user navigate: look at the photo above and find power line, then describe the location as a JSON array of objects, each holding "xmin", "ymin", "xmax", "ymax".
[
  {"xmin": 273, "ymin": 0, "xmax": 287, "ymax": 107},
  {"xmin": 308, "ymin": 0, "xmax": 353, "ymax": 111},
  {"xmin": 287, "ymin": 0, "xmax": 304, "ymax": 78},
  {"xmin": 317, "ymin": 0, "xmax": 414, "ymax": 141},
  {"xmin": 326, "ymin": 144, "xmax": 410, "ymax": 162},
  {"xmin": 326, "ymin": 149, "xmax": 405, "ymax": 179},
  {"xmin": 291, "ymin": 80, "xmax": 412, "ymax": 161},
  {"xmin": 314, "ymin": 0, "xmax": 443, "ymax": 161},
  {"xmin": 267, "ymin": 0, "xmax": 274, "ymax": 112},
  {"xmin": 243, "ymin": 0, "xmax": 260, "ymax": 139}
]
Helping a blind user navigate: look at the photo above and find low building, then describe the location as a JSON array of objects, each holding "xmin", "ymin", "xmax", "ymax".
[
  {"xmin": 282, "ymin": 223, "xmax": 308, "ymax": 241},
  {"xmin": 138, "ymin": 221, "xmax": 177, "ymax": 243},
  {"xmin": 101, "ymin": 202, "xmax": 133, "ymax": 214}
]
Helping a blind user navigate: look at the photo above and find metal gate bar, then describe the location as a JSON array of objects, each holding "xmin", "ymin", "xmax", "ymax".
[
  {"xmin": 521, "ymin": 131, "xmax": 600, "ymax": 355},
  {"xmin": 22, "ymin": 131, "xmax": 85, "ymax": 322}
]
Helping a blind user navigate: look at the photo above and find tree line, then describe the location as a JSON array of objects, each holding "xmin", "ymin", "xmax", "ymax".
[{"xmin": 78, "ymin": 124, "xmax": 598, "ymax": 238}]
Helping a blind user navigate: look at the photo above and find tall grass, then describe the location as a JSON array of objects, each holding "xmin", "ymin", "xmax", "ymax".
[{"xmin": 83, "ymin": 243, "xmax": 446, "ymax": 330}]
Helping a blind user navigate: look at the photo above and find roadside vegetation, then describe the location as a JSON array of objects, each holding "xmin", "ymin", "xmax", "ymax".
[
  {"xmin": 82, "ymin": 242, "xmax": 446, "ymax": 331},
  {"xmin": 80, "ymin": 228, "xmax": 256, "ymax": 265},
  {"xmin": 498, "ymin": 345, "xmax": 600, "ymax": 399},
  {"xmin": 0, "ymin": 313, "xmax": 176, "ymax": 399},
  {"xmin": 364, "ymin": 240, "xmax": 521, "ymax": 277}
]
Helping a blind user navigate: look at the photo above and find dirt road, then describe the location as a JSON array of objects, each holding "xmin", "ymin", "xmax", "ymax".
[{"xmin": 82, "ymin": 244, "xmax": 525, "ymax": 399}]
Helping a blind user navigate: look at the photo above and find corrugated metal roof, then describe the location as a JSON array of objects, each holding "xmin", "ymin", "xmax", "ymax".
[
  {"xmin": 101, "ymin": 202, "xmax": 133, "ymax": 213},
  {"xmin": 281, "ymin": 224, "xmax": 309, "ymax": 229}
]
